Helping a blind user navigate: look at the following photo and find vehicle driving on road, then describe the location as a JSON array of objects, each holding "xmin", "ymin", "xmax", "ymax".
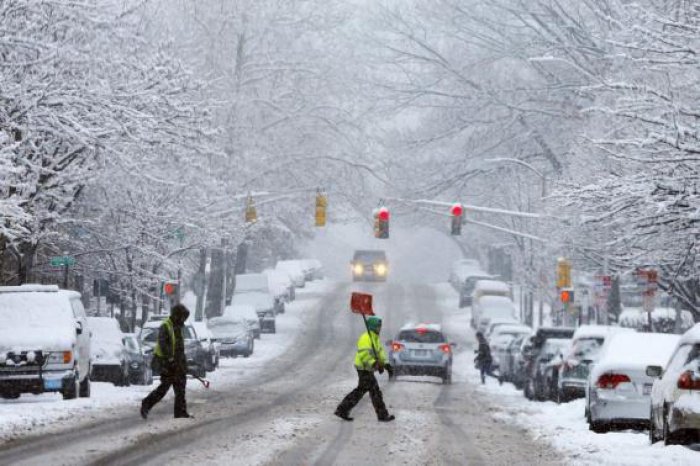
[
  {"xmin": 351, "ymin": 250, "xmax": 388, "ymax": 282},
  {"xmin": 387, "ymin": 323, "xmax": 453, "ymax": 384}
]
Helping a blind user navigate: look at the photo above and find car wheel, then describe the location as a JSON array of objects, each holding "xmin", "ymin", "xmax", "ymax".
[
  {"xmin": 663, "ymin": 406, "xmax": 677, "ymax": 445},
  {"xmin": 589, "ymin": 420, "xmax": 609, "ymax": 434},
  {"xmin": 443, "ymin": 370, "xmax": 452, "ymax": 385},
  {"xmin": 649, "ymin": 408, "xmax": 659, "ymax": 444},
  {"xmin": 524, "ymin": 379, "xmax": 534, "ymax": 400},
  {"xmin": 79, "ymin": 375, "xmax": 91, "ymax": 398},
  {"xmin": 63, "ymin": 374, "xmax": 79, "ymax": 400}
]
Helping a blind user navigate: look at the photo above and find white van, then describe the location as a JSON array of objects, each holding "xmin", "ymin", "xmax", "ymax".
[{"xmin": 0, "ymin": 285, "xmax": 91, "ymax": 399}]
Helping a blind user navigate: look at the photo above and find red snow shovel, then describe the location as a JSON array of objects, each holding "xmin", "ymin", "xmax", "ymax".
[
  {"xmin": 189, "ymin": 374, "xmax": 210, "ymax": 389},
  {"xmin": 350, "ymin": 292, "xmax": 381, "ymax": 369}
]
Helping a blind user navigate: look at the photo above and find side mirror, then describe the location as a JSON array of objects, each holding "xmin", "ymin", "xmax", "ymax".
[
  {"xmin": 646, "ymin": 365, "xmax": 663, "ymax": 378},
  {"xmin": 76, "ymin": 321, "xmax": 83, "ymax": 335}
]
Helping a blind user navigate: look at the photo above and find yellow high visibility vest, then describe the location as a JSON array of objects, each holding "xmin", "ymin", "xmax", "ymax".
[{"xmin": 354, "ymin": 331, "xmax": 387, "ymax": 371}]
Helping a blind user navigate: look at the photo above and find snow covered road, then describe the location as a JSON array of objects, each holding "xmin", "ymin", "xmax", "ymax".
[{"xmin": 0, "ymin": 281, "xmax": 564, "ymax": 465}]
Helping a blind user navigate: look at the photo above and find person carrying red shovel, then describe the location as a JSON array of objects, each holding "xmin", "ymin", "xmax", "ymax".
[{"xmin": 335, "ymin": 293, "xmax": 395, "ymax": 422}]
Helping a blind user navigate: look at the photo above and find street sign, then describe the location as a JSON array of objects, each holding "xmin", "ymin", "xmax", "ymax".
[
  {"xmin": 50, "ymin": 256, "xmax": 75, "ymax": 267},
  {"xmin": 350, "ymin": 292, "xmax": 374, "ymax": 316}
]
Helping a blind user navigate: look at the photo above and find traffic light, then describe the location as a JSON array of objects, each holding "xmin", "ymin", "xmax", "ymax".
[
  {"xmin": 450, "ymin": 203, "xmax": 463, "ymax": 236},
  {"xmin": 560, "ymin": 288, "xmax": 574, "ymax": 303},
  {"xmin": 245, "ymin": 196, "xmax": 257, "ymax": 223},
  {"xmin": 315, "ymin": 192, "xmax": 327, "ymax": 227},
  {"xmin": 163, "ymin": 281, "xmax": 179, "ymax": 298},
  {"xmin": 556, "ymin": 257, "xmax": 572, "ymax": 288},
  {"xmin": 374, "ymin": 207, "xmax": 389, "ymax": 239}
]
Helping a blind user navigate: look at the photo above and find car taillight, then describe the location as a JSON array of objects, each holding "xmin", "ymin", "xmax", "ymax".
[
  {"xmin": 439, "ymin": 344, "xmax": 451, "ymax": 354},
  {"xmin": 392, "ymin": 342, "xmax": 404, "ymax": 352},
  {"xmin": 596, "ymin": 373, "xmax": 630, "ymax": 389},
  {"xmin": 677, "ymin": 371, "xmax": 700, "ymax": 390}
]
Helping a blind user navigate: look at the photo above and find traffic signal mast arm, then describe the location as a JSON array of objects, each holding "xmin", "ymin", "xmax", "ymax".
[{"xmin": 408, "ymin": 199, "xmax": 542, "ymax": 219}]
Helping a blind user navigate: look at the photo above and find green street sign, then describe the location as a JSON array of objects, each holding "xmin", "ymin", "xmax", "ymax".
[{"xmin": 51, "ymin": 256, "xmax": 75, "ymax": 267}]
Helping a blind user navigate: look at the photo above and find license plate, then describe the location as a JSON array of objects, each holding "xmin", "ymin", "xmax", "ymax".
[
  {"xmin": 643, "ymin": 384, "xmax": 653, "ymax": 395},
  {"xmin": 44, "ymin": 379, "xmax": 62, "ymax": 390},
  {"xmin": 412, "ymin": 349, "xmax": 428, "ymax": 357}
]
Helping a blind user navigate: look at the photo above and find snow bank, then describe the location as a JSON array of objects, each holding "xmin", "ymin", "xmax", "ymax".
[
  {"xmin": 433, "ymin": 282, "xmax": 699, "ymax": 466},
  {"xmin": 0, "ymin": 281, "xmax": 331, "ymax": 442}
]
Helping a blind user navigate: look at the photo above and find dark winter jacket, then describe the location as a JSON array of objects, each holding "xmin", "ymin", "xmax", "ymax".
[
  {"xmin": 157, "ymin": 305, "xmax": 190, "ymax": 375},
  {"xmin": 475, "ymin": 340, "xmax": 492, "ymax": 367}
]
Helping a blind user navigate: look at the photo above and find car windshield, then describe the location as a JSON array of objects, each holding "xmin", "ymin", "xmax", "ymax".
[
  {"xmin": 353, "ymin": 251, "xmax": 385, "ymax": 262},
  {"xmin": 140, "ymin": 325, "xmax": 195, "ymax": 341},
  {"xmin": 398, "ymin": 329, "xmax": 445, "ymax": 343},
  {"xmin": 124, "ymin": 337, "xmax": 139, "ymax": 351},
  {"xmin": 210, "ymin": 322, "xmax": 248, "ymax": 339},
  {"xmin": 569, "ymin": 337, "xmax": 604, "ymax": 361}
]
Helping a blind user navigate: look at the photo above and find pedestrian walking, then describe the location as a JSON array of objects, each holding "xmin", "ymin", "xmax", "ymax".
[
  {"xmin": 141, "ymin": 304, "xmax": 192, "ymax": 419},
  {"xmin": 335, "ymin": 316, "xmax": 395, "ymax": 422},
  {"xmin": 474, "ymin": 331, "xmax": 498, "ymax": 384}
]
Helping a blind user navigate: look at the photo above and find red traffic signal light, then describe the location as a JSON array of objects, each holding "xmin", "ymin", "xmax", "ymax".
[
  {"xmin": 450, "ymin": 203, "xmax": 463, "ymax": 217},
  {"xmin": 560, "ymin": 289, "xmax": 574, "ymax": 303},
  {"xmin": 163, "ymin": 281, "xmax": 178, "ymax": 296},
  {"xmin": 377, "ymin": 207, "xmax": 390, "ymax": 221}
]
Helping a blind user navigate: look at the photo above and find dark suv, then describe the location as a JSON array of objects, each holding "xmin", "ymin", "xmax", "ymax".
[
  {"xmin": 522, "ymin": 327, "xmax": 575, "ymax": 400},
  {"xmin": 351, "ymin": 250, "xmax": 388, "ymax": 282}
]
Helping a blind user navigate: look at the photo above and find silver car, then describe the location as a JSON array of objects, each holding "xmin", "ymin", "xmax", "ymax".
[
  {"xmin": 387, "ymin": 324, "xmax": 454, "ymax": 384},
  {"xmin": 586, "ymin": 332, "xmax": 679, "ymax": 432}
]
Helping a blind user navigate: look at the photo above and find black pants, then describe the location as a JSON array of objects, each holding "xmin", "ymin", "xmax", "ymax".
[
  {"xmin": 337, "ymin": 370, "xmax": 388, "ymax": 419},
  {"xmin": 142, "ymin": 369, "xmax": 187, "ymax": 417}
]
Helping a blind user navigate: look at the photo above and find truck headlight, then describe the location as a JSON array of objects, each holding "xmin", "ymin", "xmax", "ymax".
[
  {"xmin": 375, "ymin": 263, "xmax": 387, "ymax": 276},
  {"xmin": 48, "ymin": 351, "xmax": 73, "ymax": 364},
  {"xmin": 353, "ymin": 264, "xmax": 364, "ymax": 275}
]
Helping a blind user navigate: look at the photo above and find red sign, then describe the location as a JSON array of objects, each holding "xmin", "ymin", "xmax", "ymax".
[{"xmin": 350, "ymin": 292, "xmax": 374, "ymax": 315}]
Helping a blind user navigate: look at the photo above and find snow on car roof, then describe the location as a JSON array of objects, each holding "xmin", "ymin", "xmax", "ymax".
[
  {"xmin": 592, "ymin": 332, "xmax": 680, "ymax": 380},
  {"xmin": 223, "ymin": 304, "xmax": 259, "ymax": 319},
  {"xmin": 87, "ymin": 317, "xmax": 123, "ymax": 338},
  {"xmin": 492, "ymin": 324, "xmax": 531, "ymax": 335},
  {"xmin": 680, "ymin": 323, "xmax": 700, "ymax": 345},
  {"xmin": 479, "ymin": 295, "xmax": 515, "ymax": 308},
  {"xmin": 236, "ymin": 273, "xmax": 268, "ymax": 290},
  {"xmin": 0, "ymin": 284, "xmax": 60, "ymax": 293},
  {"xmin": 572, "ymin": 325, "xmax": 635, "ymax": 341},
  {"xmin": 474, "ymin": 280, "xmax": 510, "ymax": 292},
  {"xmin": 399, "ymin": 322, "xmax": 441, "ymax": 332}
]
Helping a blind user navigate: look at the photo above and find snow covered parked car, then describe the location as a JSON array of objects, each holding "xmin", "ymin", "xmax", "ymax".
[
  {"xmin": 0, "ymin": 285, "xmax": 91, "ymax": 400},
  {"xmin": 238, "ymin": 272, "xmax": 284, "ymax": 314},
  {"xmin": 489, "ymin": 324, "xmax": 531, "ymax": 371},
  {"xmin": 122, "ymin": 333, "xmax": 153, "ymax": 385},
  {"xmin": 648, "ymin": 324, "xmax": 700, "ymax": 445},
  {"xmin": 139, "ymin": 321, "xmax": 207, "ymax": 378},
  {"xmin": 586, "ymin": 331, "xmax": 679, "ymax": 433},
  {"xmin": 523, "ymin": 327, "xmax": 575, "ymax": 400},
  {"xmin": 264, "ymin": 268, "xmax": 295, "ymax": 304},
  {"xmin": 232, "ymin": 284, "xmax": 276, "ymax": 334},
  {"xmin": 458, "ymin": 272, "xmax": 495, "ymax": 308},
  {"xmin": 557, "ymin": 325, "xmax": 634, "ymax": 403},
  {"xmin": 301, "ymin": 259, "xmax": 324, "ymax": 280},
  {"xmin": 209, "ymin": 317, "xmax": 254, "ymax": 358},
  {"xmin": 224, "ymin": 304, "xmax": 262, "ymax": 339},
  {"xmin": 473, "ymin": 296, "xmax": 518, "ymax": 334},
  {"xmin": 88, "ymin": 317, "xmax": 130, "ymax": 386},
  {"xmin": 191, "ymin": 322, "xmax": 220, "ymax": 372},
  {"xmin": 448, "ymin": 258, "xmax": 483, "ymax": 290},
  {"xmin": 275, "ymin": 260, "xmax": 306, "ymax": 288}
]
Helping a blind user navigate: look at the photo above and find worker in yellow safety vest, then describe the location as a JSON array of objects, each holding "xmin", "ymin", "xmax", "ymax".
[
  {"xmin": 335, "ymin": 316, "xmax": 395, "ymax": 422},
  {"xmin": 141, "ymin": 304, "xmax": 192, "ymax": 419}
]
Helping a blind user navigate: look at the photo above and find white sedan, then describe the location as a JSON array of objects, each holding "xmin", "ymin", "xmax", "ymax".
[{"xmin": 648, "ymin": 324, "xmax": 700, "ymax": 445}]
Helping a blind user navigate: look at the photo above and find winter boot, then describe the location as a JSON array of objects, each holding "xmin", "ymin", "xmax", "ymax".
[{"xmin": 334, "ymin": 409, "xmax": 353, "ymax": 422}]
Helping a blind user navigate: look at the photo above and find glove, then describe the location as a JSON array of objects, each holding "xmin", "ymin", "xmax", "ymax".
[{"xmin": 376, "ymin": 362, "xmax": 385, "ymax": 374}]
